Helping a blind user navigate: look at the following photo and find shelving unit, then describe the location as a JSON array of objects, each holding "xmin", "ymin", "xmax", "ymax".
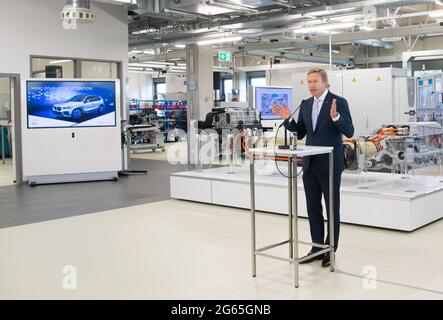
[{"xmin": 128, "ymin": 99, "xmax": 187, "ymax": 136}]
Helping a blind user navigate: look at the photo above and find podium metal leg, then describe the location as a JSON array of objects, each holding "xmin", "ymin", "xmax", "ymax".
[
  {"xmin": 288, "ymin": 157, "xmax": 293, "ymax": 260},
  {"xmin": 292, "ymin": 158, "xmax": 299, "ymax": 288},
  {"xmin": 250, "ymin": 156, "xmax": 256, "ymax": 277},
  {"xmin": 329, "ymin": 151, "xmax": 335, "ymax": 272}
]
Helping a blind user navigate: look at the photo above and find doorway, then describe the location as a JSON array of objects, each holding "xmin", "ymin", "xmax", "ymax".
[{"xmin": 0, "ymin": 74, "xmax": 22, "ymax": 186}]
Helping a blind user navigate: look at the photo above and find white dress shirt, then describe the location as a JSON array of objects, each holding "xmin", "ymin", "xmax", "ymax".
[
  {"xmin": 288, "ymin": 89, "xmax": 340, "ymax": 124},
  {"xmin": 313, "ymin": 89, "xmax": 340, "ymax": 122}
]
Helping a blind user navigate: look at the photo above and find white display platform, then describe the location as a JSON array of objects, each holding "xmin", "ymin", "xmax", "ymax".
[{"xmin": 170, "ymin": 163, "xmax": 443, "ymax": 231}]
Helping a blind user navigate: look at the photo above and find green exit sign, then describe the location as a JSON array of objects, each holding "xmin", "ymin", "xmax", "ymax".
[{"xmin": 219, "ymin": 51, "xmax": 232, "ymax": 62}]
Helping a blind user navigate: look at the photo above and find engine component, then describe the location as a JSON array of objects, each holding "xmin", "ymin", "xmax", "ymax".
[
  {"xmin": 213, "ymin": 108, "xmax": 260, "ymax": 129},
  {"xmin": 346, "ymin": 122, "xmax": 443, "ymax": 174}
]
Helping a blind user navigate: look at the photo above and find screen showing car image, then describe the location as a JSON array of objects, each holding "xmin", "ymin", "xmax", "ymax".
[
  {"xmin": 255, "ymin": 86, "xmax": 293, "ymax": 120},
  {"xmin": 27, "ymin": 81, "xmax": 116, "ymax": 128}
]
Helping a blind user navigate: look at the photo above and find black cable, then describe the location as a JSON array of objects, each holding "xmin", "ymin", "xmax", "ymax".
[
  {"xmin": 273, "ymin": 124, "xmax": 302, "ymax": 179},
  {"xmin": 272, "ymin": 104, "xmax": 303, "ymax": 179}
]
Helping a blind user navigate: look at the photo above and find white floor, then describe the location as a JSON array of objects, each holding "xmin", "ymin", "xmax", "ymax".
[
  {"xmin": 0, "ymin": 159, "xmax": 14, "ymax": 187},
  {"xmin": 0, "ymin": 199, "xmax": 442, "ymax": 299},
  {"xmin": 130, "ymin": 141, "xmax": 187, "ymax": 162}
]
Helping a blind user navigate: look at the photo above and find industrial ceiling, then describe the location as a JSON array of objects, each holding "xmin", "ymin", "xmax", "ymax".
[{"xmin": 96, "ymin": 0, "xmax": 443, "ymax": 67}]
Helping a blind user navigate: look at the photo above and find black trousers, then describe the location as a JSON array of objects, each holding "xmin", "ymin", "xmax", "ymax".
[{"xmin": 302, "ymin": 161, "xmax": 341, "ymax": 252}]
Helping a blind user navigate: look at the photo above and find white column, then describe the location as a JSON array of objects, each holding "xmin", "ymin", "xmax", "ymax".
[{"xmin": 186, "ymin": 44, "xmax": 214, "ymax": 164}]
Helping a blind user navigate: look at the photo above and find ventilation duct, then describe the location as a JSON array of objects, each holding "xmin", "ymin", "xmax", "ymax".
[
  {"xmin": 381, "ymin": 8, "xmax": 402, "ymax": 42},
  {"xmin": 67, "ymin": 0, "xmax": 90, "ymax": 8}
]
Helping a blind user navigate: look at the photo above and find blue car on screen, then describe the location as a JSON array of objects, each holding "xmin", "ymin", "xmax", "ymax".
[{"xmin": 52, "ymin": 94, "xmax": 106, "ymax": 121}]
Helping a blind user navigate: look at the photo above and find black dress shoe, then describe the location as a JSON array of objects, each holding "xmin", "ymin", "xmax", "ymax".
[
  {"xmin": 321, "ymin": 254, "xmax": 331, "ymax": 267},
  {"xmin": 299, "ymin": 250, "xmax": 324, "ymax": 264}
]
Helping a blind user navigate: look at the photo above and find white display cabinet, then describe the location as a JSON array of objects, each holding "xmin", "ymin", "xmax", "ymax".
[{"xmin": 170, "ymin": 164, "xmax": 443, "ymax": 231}]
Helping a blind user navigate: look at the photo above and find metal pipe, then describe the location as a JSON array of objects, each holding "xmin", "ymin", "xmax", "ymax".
[
  {"xmin": 250, "ymin": 154, "xmax": 256, "ymax": 277},
  {"xmin": 299, "ymin": 0, "xmax": 433, "ymax": 15},
  {"xmin": 298, "ymin": 240, "xmax": 329, "ymax": 249},
  {"xmin": 298, "ymin": 248, "xmax": 331, "ymax": 263},
  {"xmin": 353, "ymin": 39, "xmax": 394, "ymax": 49},
  {"xmin": 255, "ymin": 252, "xmax": 293, "ymax": 263},
  {"xmin": 329, "ymin": 150, "xmax": 335, "ymax": 272},
  {"xmin": 67, "ymin": 0, "xmax": 90, "ymax": 9},
  {"xmin": 241, "ymin": 23, "xmax": 443, "ymax": 51},
  {"xmin": 329, "ymin": 31, "xmax": 332, "ymax": 70},
  {"xmin": 130, "ymin": 0, "xmax": 435, "ymax": 46},
  {"xmin": 247, "ymin": 50, "xmax": 352, "ymax": 66},
  {"xmin": 292, "ymin": 156, "xmax": 298, "ymax": 288},
  {"xmin": 288, "ymin": 157, "xmax": 293, "ymax": 259},
  {"xmin": 256, "ymin": 240, "xmax": 291, "ymax": 252}
]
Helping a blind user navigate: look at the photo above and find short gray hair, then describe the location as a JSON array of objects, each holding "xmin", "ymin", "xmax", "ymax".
[{"xmin": 307, "ymin": 68, "xmax": 328, "ymax": 83}]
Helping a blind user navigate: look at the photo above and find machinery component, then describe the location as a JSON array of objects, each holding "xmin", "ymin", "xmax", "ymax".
[
  {"xmin": 345, "ymin": 122, "xmax": 443, "ymax": 174},
  {"xmin": 198, "ymin": 106, "xmax": 264, "ymax": 162},
  {"xmin": 416, "ymin": 73, "xmax": 443, "ymax": 125},
  {"xmin": 212, "ymin": 107, "xmax": 261, "ymax": 130},
  {"xmin": 198, "ymin": 107, "xmax": 261, "ymax": 130},
  {"xmin": 128, "ymin": 123, "xmax": 165, "ymax": 153}
]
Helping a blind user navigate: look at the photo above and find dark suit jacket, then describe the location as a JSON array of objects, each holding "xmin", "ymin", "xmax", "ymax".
[{"xmin": 285, "ymin": 91, "xmax": 354, "ymax": 175}]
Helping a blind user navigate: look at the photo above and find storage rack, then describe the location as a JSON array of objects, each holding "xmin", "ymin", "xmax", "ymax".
[{"xmin": 129, "ymin": 99, "xmax": 187, "ymax": 136}]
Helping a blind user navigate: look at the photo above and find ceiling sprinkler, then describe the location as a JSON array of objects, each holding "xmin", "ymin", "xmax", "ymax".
[{"xmin": 61, "ymin": 0, "xmax": 96, "ymax": 30}]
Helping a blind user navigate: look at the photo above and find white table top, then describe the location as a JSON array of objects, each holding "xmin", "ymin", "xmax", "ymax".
[{"xmin": 249, "ymin": 146, "xmax": 333, "ymax": 158}]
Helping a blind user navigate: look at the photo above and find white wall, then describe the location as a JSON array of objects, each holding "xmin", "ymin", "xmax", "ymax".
[
  {"xmin": 0, "ymin": 0, "xmax": 128, "ymax": 180},
  {"xmin": 166, "ymin": 76, "xmax": 186, "ymax": 94},
  {"xmin": 81, "ymin": 61, "xmax": 118, "ymax": 79},
  {"xmin": 128, "ymin": 72, "xmax": 153, "ymax": 100},
  {"xmin": 195, "ymin": 45, "xmax": 214, "ymax": 121},
  {"xmin": 128, "ymin": 73, "xmax": 187, "ymax": 100}
]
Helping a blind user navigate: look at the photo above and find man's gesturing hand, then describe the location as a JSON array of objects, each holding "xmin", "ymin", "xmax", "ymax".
[
  {"xmin": 330, "ymin": 99, "xmax": 338, "ymax": 119},
  {"xmin": 272, "ymin": 103, "xmax": 290, "ymax": 119}
]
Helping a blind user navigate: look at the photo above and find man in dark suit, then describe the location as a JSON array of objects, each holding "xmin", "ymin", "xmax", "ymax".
[{"xmin": 273, "ymin": 68, "xmax": 354, "ymax": 267}]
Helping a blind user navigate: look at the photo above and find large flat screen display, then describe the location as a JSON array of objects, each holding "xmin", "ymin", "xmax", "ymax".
[
  {"xmin": 254, "ymin": 86, "xmax": 293, "ymax": 120},
  {"xmin": 27, "ymin": 80, "xmax": 117, "ymax": 128}
]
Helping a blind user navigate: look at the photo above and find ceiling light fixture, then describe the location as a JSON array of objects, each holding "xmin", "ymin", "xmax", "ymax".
[
  {"xmin": 129, "ymin": 61, "xmax": 175, "ymax": 66},
  {"xmin": 197, "ymin": 36, "xmax": 242, "ymax": 46},
  {"xmin": 429, "ymin": 10, "xmax": 443, "ymax": 17},
  {"xmin": 308, "ymin": 8, "xmax": 355, "ymax": 17},
  {"xmin": 292, "ymin": 22, "xmax": 356, "ymax": 33},
  {"xmin": 175, "ymin": 44, "xmax": 186, "ymax": 48},
  {"xmin": 128, "ymin": 70, "xmax": 159, "ymax": 75},
  {"xmin": 128, "ymin": 67, "xmax": 154, "ymax": 71},
  {"xmin": 414, "ymin": 55, "xmax": 443, "ymax": 61},
  {"xmin": 359, "ymin": 26, "xmax": 376, "ymax": 31},
  {"xmin": 49, "ymin": 59, "xmax": 73, "ymax": 64}
]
